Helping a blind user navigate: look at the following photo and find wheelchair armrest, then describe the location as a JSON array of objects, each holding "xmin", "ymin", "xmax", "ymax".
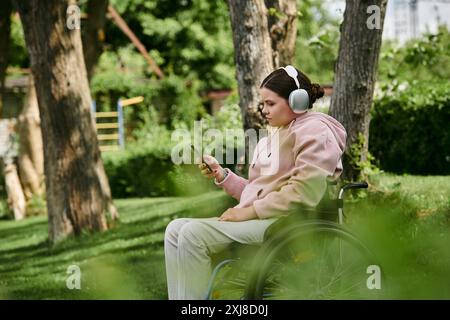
[
  {"xmin": 338, "ymin": 182, "xmax": 368, "ymax": 200},
  {"xmin": 342, "ymin": 182, "xmax": 368, "ymax": 191}
]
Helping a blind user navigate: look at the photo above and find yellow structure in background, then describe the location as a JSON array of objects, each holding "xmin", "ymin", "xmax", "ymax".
[{"xmin": 92, "ymin": 96, "xmax": 144, "ymax": 152}]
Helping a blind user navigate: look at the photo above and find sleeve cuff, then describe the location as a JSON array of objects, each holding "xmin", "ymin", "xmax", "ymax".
[{"xmin": 214, "ymin": 168, "xmax": 232, "ymax": 186}]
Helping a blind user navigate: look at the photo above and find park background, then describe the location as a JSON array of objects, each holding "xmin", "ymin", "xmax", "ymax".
[{"xmin": 0, "ymin": 0, "xmax": 449, "ymax": 299}]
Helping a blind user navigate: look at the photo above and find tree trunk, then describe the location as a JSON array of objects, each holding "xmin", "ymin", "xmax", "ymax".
[
  {"xmin": 17, "ymin": 75, "xmax": 44, "ymax": 201},
  {"xmin": 329, "ymin": 0, "xmax": 387, "ymax": 181},
  {"xmin": 15, "ymin": 0, "xmax": 118, "ymax": 243},
  {"xmin": 4, "ymin": 162, "xmax": 26, "ymax": 220},
  {"xmin": 0, "ymin": 119, "xmax": 26, "ymax": 220},
  {"xmin": 227, "ymin": 0, "xmax": 274, "ymax": 131},
  {"xmin": 265, "ymin": 0, "xmax": 297, "ymax": 68},
  {"xmin": 0, "ymin": 0, "xmax": 12, "ymax": 118},
  {"xmin": 82, "ymin": 0, "xmax": 109, "ymax": 81}
]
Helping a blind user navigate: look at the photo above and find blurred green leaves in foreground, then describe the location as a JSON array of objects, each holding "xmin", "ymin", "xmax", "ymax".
[{"xmin": 0, "ymin": 173, "xmax": 449, "ymax": 299}]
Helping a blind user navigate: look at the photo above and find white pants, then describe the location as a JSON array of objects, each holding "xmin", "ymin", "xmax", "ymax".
[{"xmin": 164, "ymin": 217, "xmax": 277, "ymax": 300}]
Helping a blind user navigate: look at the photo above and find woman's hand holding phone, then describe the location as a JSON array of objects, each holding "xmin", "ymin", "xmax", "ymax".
[{"xmin": 198, "ymin": 155, "xmax": 226, "ymax": 182}]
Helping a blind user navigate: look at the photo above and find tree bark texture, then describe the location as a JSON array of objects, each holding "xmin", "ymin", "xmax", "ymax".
[
  {"xmin": 82, "ymin": 0, "xmax": 109, "ymax": 81},
  {"xmin": 17, "ymin": 76, "xmax": 44, "ymax": 201},
  {"xmin": 227, "ymin": 0, "xmax": 274, "ymax": 131},
  {"xmin": 4, "ymin": 162, "xmax": 26, "ymax": 220},
  {"xmin": 15, "ymin": 0, "xmax": 118, "ymax": 243},
  {"xmin": 329, "ymin": 0, "xmax": 387, "ymax": 181},
  {"xmin": 265, "ymin": 0, "xmax": 297, "ymax": 68}
]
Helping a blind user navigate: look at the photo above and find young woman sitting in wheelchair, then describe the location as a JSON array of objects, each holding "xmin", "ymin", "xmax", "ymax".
[{"xmin": 164, "ymin": 66, "xmax": 347, "ymax": 300}]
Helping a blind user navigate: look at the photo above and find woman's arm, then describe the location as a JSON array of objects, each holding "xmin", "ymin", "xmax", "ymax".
[{"xmin": 214, "ymin": 168, "xmax": 249, "ymax": 201}]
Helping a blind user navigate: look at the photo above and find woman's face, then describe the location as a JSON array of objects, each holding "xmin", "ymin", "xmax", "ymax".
[{"xmin": 259, "ymin": 87, "xmax": 296, "ymax": 127}]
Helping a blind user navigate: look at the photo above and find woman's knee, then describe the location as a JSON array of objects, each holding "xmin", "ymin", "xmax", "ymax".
[
  {"xmin": 165, "ymin": 218, "xmax": 190, "ymax": 241},
  {"xmin": 178, "ymin": 221, "xmax": 208, "ymax": 249}
]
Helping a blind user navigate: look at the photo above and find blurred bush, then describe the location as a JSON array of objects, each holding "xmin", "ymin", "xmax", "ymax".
[
  {"xmin": 102, "ymin": 145, "xmax": 215, "ymax": 198},
  {"xmin": 102, "ymin": 103, "xmax": 244, "ymax": 198},
  {"xmin": 370, "ymin": 81, "xmax": 450, "ymax": 175},
  {"xmin": 101, "ymin": 128, "xmax": 213, "ymax": 197}
]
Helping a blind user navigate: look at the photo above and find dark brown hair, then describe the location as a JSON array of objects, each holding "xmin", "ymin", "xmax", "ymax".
[{"xmin": 260, "ymin": 67, "xmax": 325, "ymax": 108}]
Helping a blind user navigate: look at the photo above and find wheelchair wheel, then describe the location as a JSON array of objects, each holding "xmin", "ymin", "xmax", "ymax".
[
  {"xmin": 244, "ymin": 220, "xmax": 382, "ymax": 299},
  {"xmin": 206, "ymin": 259, "xmax": 249, "ymax": 300},
  {"xmin": 206, "ymin": 244, "xmax": 260, "ymax": 300}
]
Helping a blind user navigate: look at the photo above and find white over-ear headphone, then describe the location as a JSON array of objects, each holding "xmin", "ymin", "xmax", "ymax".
[{"xmin": 281, "ymin": 65, "xmax": 310, "ymax": 111}]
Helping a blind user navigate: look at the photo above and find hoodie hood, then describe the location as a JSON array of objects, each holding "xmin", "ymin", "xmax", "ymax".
[{"xmin": 288, "ymin": 111, "xmax": 347, "ymax": 153}]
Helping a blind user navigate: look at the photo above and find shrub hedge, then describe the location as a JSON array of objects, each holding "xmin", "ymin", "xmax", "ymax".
[{"xmin": 370, "ymin": 82, "xmax": 450, "ymax": 175}]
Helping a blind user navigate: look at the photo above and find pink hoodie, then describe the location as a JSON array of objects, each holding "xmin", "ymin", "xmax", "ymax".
[{"xmin": 215, "ymin": 111, "xmax": 347, "ymax": 219}]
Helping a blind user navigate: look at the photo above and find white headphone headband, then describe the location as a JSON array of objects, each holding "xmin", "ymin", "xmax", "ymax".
[{"xmin": 282, "ymin": 65, "xmax": 300, "ymax": 89}]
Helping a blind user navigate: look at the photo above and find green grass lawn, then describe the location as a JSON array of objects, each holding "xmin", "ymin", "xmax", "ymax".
[
  {"xmin": 0, "ymin": 191, "xmax": 235, "ymax": 299},
  {"xmin": 0, "ymin": 173, "xmax": 449, "ymax": 299},
  {"xmin": 345, "ymin": 173, "xmax": 450, "ymax": 299}
]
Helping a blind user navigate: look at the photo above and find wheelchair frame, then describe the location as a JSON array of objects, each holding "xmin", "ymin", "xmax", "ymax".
[{"xmin": 204, "ymin": 181, "xmax": 370, "ymax": 300}]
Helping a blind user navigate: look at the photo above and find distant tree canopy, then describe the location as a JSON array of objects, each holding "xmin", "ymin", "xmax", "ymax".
[
  {"xmin": 294, "ymin": 0, "xmax": 341, "ymax": 84},
  {"xmin": 378, "ymin": 25, "xmax": 450, "ymax": 86},
  {"xmin": 85, "ymin": 0, "xmax": 236, "ymax": 130},
  {"xmin": 8, "ymin": 1, "xmax": 450, "ymax": 88},
  {"xmin": 7, "ymin": 1, "xmax": 342, "ymax": 91},
  {"xmin": 5, "ymin": 0, "xmax": 450, "ymax": 131},
  {"xmin": 105, "ymin": 0, "xmax": 236, "ymax": 91}
]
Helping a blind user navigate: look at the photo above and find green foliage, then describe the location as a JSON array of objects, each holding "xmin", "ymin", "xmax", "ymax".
[
  {"xmin": 0, "ymin": 192, "xmax": 234, "ymax": 299},
  {"xmin": 102, "ymin": 149, "xmax": 171, "ymax": 198},
  {"xmin": 379, "ymin": 25, "xmax": 450, "ymax": 83},
  {"xmin": 150, "ymin": 73, "xmax": 204, "ymax": 129},
  {"xmin": 295, "ymin": 0, "xmax": 340, "ymax": 84},
  {"xmin": 194, "ymin": 103, "xmax": 246, "ymax": 167},
  {"xmin": 370, "ymin": 81, "xmax": 450, "ymax": 175},
  {"xmin": 90, "ymin": 46, "xmax": 148, "ymax": 97},
  {"xmin": 345, "ymin": 176, "xmax": 450, "ymax": 299},
  {"xmin": 0, "ymin": 174, "xmax": 449, "ymax": 299},
  {"xmin": 107, "ymin": 0, "xmax": 235, "ymax": 92},
  {"xmin": 211, "ymin": 103, "xmax": 243, "ymax": 130},
  {"xmin": 201, "ymin": 103, "xmax": 244, "ymax": 146},
  {"xmin": 25, "ymin": 193, "xmax": 47, "ymax": 217},
  {"xmin": 0, "ymin": 199, "xmax": 9, "ymax": 220},
  {"xmin": 8, "ymin": 15, "xmax": 28, "ymax": 68},
  {"xmin": 267, "ymin": 7, "xmax": 284, "ymax": 20},
  {"xmin": 373, "ymin": 27, "xmax": 450, "ymax": 175},
  {"xmin": 102, "ymin": 103, "xmax": 244, "ymax": 198},
  {"xmin": 91, "ymin": 47, "xmax": 205, "ymax": 129},
  {"xmin": 101, "ymin": 120, "xmax": 173, "ymax": 198},
  {"xmin": 347, "ymin": 133, "xmax": 380, "ymax": 180},
  {"xmin": 101, "ymin": 128, "xmax": 216, "ymax": 198}
]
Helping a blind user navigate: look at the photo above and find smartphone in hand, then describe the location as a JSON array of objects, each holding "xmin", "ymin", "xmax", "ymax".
[{"xmin": 191, "ymin": 145, "xmax": 213, "ymax": 173}]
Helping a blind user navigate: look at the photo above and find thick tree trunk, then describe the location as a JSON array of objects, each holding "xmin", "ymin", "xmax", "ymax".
[
  {"xmin": 0, "ymin": 0, "xmax": 12, "ymax": 118},
  {"xmin": 17, "ymin": 76, "xmax": 44, "ymax": 201},
  {"xmin": 82, "ymin": 0, "xmax": 109, "ymax": 81},
  {"xmin": 265, "ymin": 0, "xmax": 297, "ymax": 68},
  {"xmin": 329, "ymin": 0, "xmax": 387, "ymax": 181},
  {"xmin": 15, "ymin": 0, "xmax": 118, "ymax": 243},
  {"xmin": 227, "ymin": 0, "xmax": 274, "ymax": 131}
]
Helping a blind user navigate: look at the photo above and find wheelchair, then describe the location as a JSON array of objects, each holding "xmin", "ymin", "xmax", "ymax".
[{"xmin": 205, "ymin": 181, "xmax": 381, "ymax": 300}]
